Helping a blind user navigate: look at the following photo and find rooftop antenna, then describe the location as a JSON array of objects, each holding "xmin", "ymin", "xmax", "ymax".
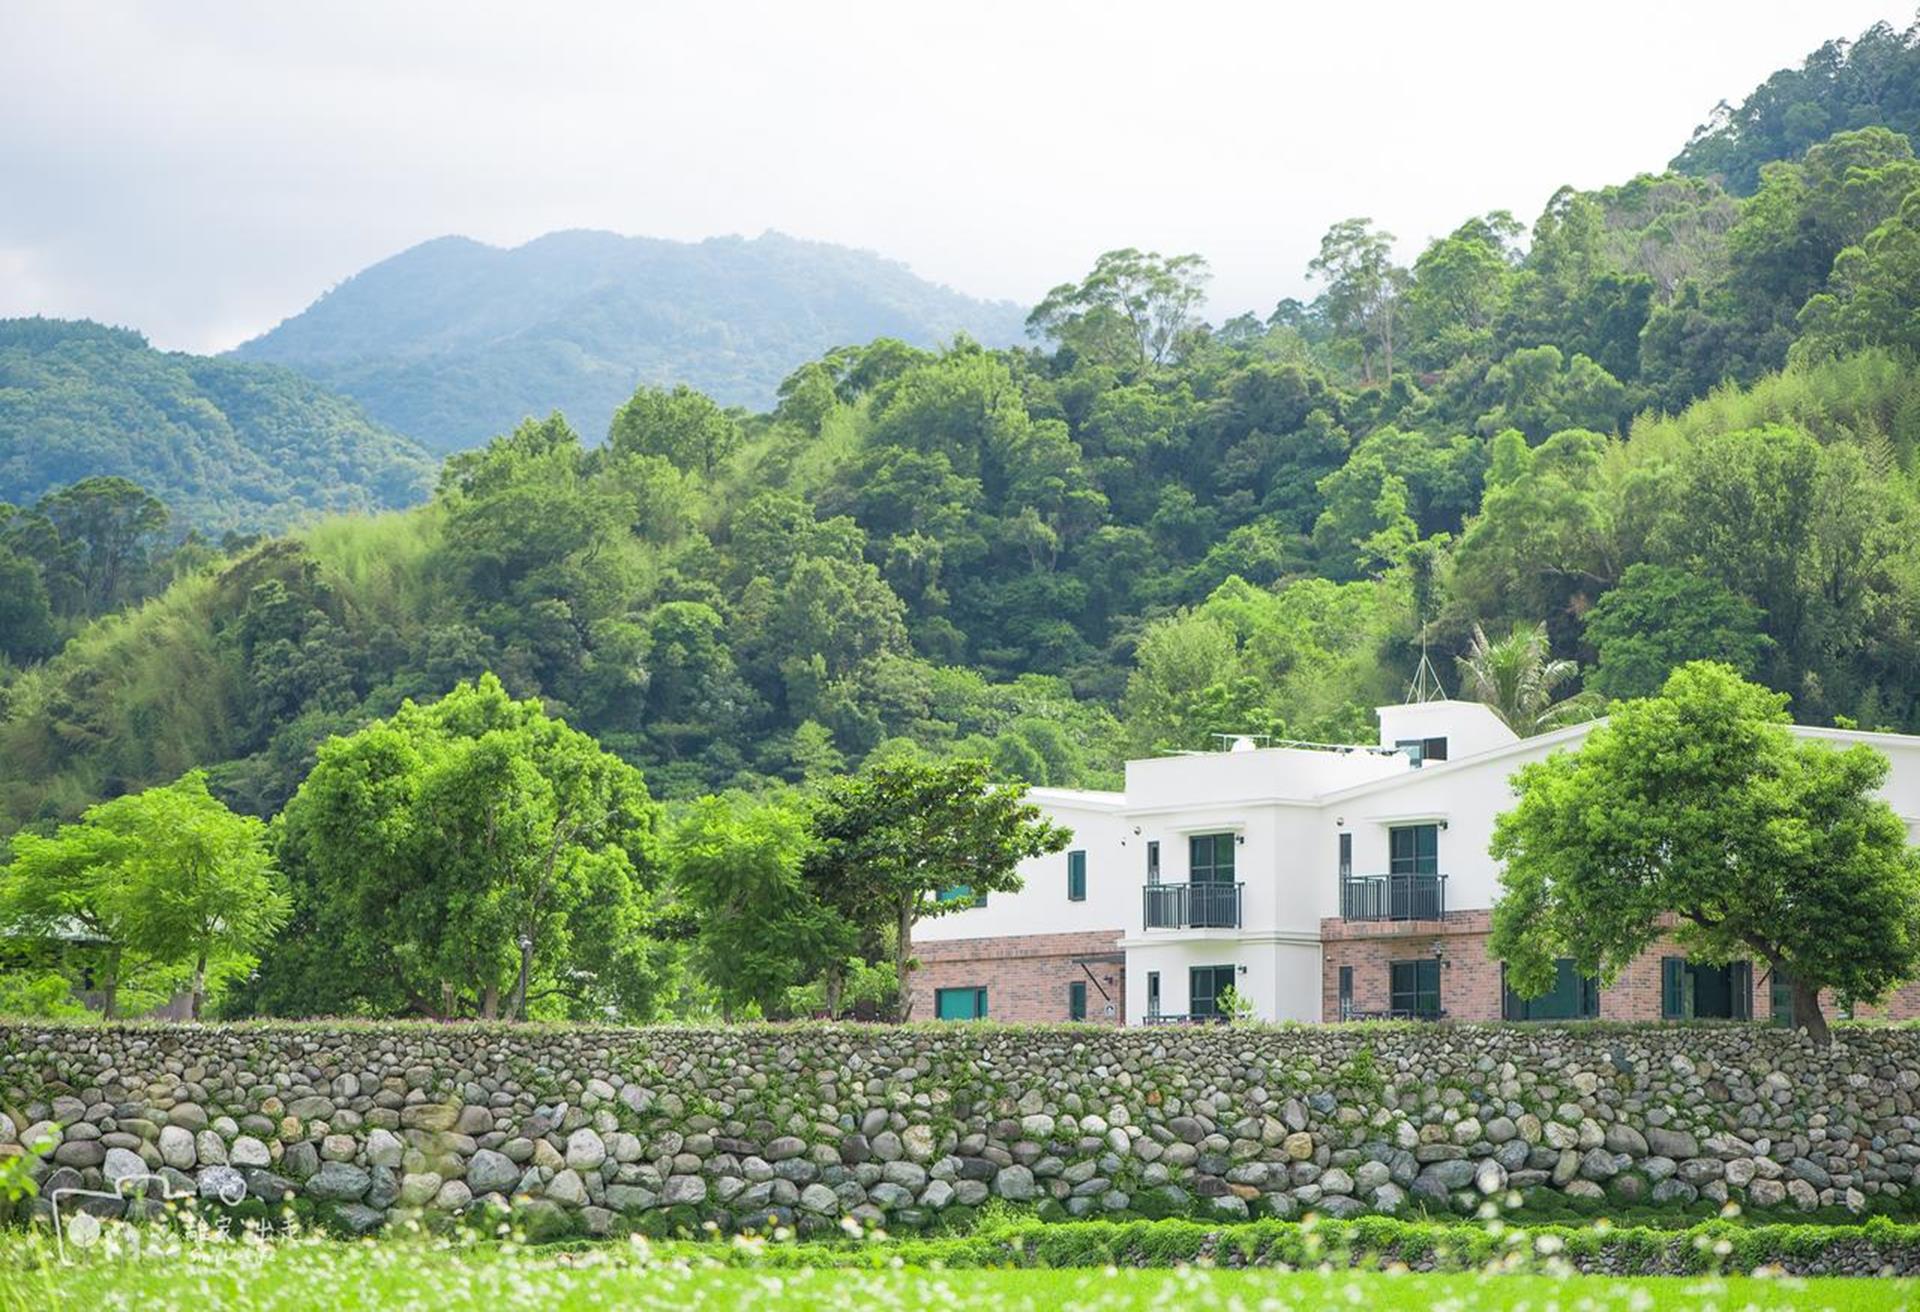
[{"xmin": 1405, "ymin": 639, "xmax": 1447, "ymax": 704}]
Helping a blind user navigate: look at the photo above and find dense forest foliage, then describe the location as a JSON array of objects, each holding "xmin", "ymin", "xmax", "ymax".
[
  {"xmin": 232, "ymin": 230, "xmax": 1028, "ymax": 452},
  {"xmin": 0, "ymin": 319, "xmax": 434, "ymax": 532},
  {"xmin": 1673, "ymin": 18, "xmax": 1920, "ymax": 193},
  {"xmin": 8, "ymin": 20, "xmax": 1920, "ymax": 1019}
]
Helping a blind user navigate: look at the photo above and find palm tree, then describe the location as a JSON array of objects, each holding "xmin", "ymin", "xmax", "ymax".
[{"xmin": 1455, "ymin": 622, "xmax": 1595, "ymax": 737}]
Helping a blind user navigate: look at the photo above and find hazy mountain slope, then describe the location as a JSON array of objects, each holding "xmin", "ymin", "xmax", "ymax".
[
  {"xmin": 233, "ymin": 230, "xmax": 1028, "ymax": 452},
  {"xmin": 0, "ymin": 318, "xmax": 434, "ymax": 534}
]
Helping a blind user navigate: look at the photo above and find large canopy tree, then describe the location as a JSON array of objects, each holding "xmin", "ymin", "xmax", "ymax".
[
  {"xmin": 1491, "ymin": 662, "xmax": 1920, "ymax": 1041},
  {"xmin": 804, "ymin": 758, "xmax": 1069, "ymax": 1019},
  {"xmin": 666, "ymin": 791, "xmax": 847, "ymax": 1018},
  {"xmin": 257, "ymin": 673, "xmax": 670, "ymax": 1021},
  {"xmin": 0, "ymin": 771, "xmax": 286, "ymax": 1018}
]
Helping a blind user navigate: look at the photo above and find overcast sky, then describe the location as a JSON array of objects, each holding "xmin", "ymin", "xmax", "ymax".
[{"xmin": 1, "ymin": 1, "xmax": 1912, "ymax": 354}]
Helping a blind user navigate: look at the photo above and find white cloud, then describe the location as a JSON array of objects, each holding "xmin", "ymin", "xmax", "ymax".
[{"xmin": 0, "ymin": 0, "xmax": 1909, "ymax": 352}]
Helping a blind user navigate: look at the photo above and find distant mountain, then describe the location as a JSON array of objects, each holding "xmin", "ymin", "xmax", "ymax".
[
  {"xmin": 0, "ymin": 318, "xmax": 434, "ymax": 534},
  {"xmin": 232, "ymin": 230, "xmax": 1030, "ymax": 452}
]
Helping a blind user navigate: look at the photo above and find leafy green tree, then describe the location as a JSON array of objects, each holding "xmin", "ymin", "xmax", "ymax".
[
  {"xmin": 1027, "ymin": 248, "xmax": 1211, "ymax": 367},
  {"xmin": 1449, "ymin": 428, "xmax": 1620, "ymax": 633},
  {"xmin": 34, "ymin": 476, "xmax": 169, "ymax": 616},
  {"xmin": 1726, "ymin": 128, "xmax": 1920, "ymax": 352},
  {"xmin": 1797, "ymin": 186, "xmax": 1920, "ymax": 359},
  {"xmin": 1672, "ymin": 21, "xmax": 1920, "ymax": 194},
  {"xmin": 804, "ymin": 758, "xmax": 1069, "ymax": 1018},
  {"xmin": 119, "ymin": 772, "xmax": 287, "ymax": 1018},
  {"xmin": 666, "ymin": 792, "xmax": 846, "ymax": 1017},
  {"xmin": 262, "ymin": 674, "xmax": 667, "ymax": 1021},
  {"xmin": 1308, "ymin": 219, "xmax": 1406, "ymax": 384},
  {"xmin": 607, "ymin": 384, "xmax": 742, "ymax": 476},
  {"xmin": 0, "ymin": 771, "xmax": 286, "ymax": 1018},
  {"xmin": 0, "ymin": 547, "xmax": 59, "ymax": 662},
  {"xmin": 1405, "ymin": 212, "xmax": 1521, "ymax": 369},
  {"xmin": 1122, "ymin": 612, "xmax": 1268, "ymax": 753},
  {"xmin": 1456, "ymin": 621, "xmax": 1592, "ymax": 736},
  {"xmin": 1491, "ymin": 662, "xmax": 1920, "ymax": 1041},
  {"xmin": 1583, "ymin": 563, "xmax": 1773, "ymax": 700}
]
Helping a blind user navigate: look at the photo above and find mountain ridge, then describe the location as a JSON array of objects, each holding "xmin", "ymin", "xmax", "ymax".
[
  {"xmin": 231, "ymin": 229, "xmax": 1029, "ymax": 452},
  {"xmin": 0, "ymin": 317, "xmax": 434, "ymax": 534}
]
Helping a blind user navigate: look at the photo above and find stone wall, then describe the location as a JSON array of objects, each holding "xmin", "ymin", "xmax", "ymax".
[{"xmin": 4, "ymin": 1021, "xmax": 1917, "ymax": 1236}]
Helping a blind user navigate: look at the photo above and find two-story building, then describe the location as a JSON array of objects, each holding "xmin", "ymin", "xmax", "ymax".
[{"xmin": 911, "ymin": 699, "xmax": 1920, "ymax": 1026}]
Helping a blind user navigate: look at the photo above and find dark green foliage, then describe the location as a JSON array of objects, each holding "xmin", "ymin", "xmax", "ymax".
[
  {"xmin": 0, "ymin": 318, "xmax": 434, "ymax": 533},
  {"xmin": 232, "ymin": 231, "xmax": 1028, "ymax": 452},
  {"xmin": 249, "ymin": 674, "xmax": 669, "ymax": 1021},
  {"xmin": 1673, "ymin": 19, "xmax": 1920, "ymax": 195},
  {"xmin": 1584, "ymin": 563, "xmax": 1772, "ymax": 700}
]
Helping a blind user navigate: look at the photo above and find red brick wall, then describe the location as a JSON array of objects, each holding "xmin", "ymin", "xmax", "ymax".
[
  {"xmin": 911, "ymin": 930, "xmax": 1126, "ymax": 1024},
  {"xmin": 1320, "ymin": 911, "xmax": 1920, "ymax": 1023}
]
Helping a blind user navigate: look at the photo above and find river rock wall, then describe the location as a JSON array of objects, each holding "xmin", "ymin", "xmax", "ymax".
[{"xmin": 4, "ymin": 1022, "xmax": 1917, "ymax": 1234}]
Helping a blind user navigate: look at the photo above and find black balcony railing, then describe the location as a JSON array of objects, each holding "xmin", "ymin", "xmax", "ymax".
[
  {"xmin": 1339, "ymin": 872, "xmax": 1447, "ymax": 921},
  {"xmin": 1142, "ymin": 881, "xmax": 1243, "ymax": 929}
]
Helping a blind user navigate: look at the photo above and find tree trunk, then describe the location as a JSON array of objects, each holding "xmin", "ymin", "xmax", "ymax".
[
  {"xmin": 894, "ymin": 899, "xmax": 916, "ymax": 1023},
  {"xmin": 1381, "ymin": 302, "xmax": 1395, "ymax": 383},
  {"xmin": 1788, "ymin": 969, "xmax": 1830, "ymax": 1044},
  {"xmin": 102, "ymin": 945, "xmax": 120, "ymax": 1021},
  {"xmin": 823, "ymin": 962, "xmax": 844, "ymax": 1020},
  {"xmin": 505, "ymin": 937, "xmax": 534, "ymax": 1022},
  {"xmin": 479, "ymin": 981, "xmax": 500, "ymax": 1021},
  {"xmin": 189, "ymin": 952, "xmax": 207, "ymax": 1021}
]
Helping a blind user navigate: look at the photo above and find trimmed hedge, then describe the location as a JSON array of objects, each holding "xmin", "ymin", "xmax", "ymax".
[{"xmin": 656, "ymin": 1215, "xmax": 1920, "ymax": 1277}]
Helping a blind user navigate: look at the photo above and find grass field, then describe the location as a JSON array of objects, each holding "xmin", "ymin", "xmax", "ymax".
[{"xmin": 2, "ymin": 1235, "xmax": 1917, "ymax": 1312}]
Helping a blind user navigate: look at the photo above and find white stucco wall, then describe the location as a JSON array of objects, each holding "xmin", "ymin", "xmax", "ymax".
[
  {"xmin": 917, "ymin": 704, "xmax": 1920, "ymax": 1026},
  {"xmin": 911, "ymin": 791, "xmax": 1132, "ymax": 942}
]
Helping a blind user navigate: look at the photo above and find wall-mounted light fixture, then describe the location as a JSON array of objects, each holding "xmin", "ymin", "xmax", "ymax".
[
  {"xmin": 1235, "ymin": 834, "xmax": 1246, "ymax": 845},
  {"xmin": 1237, "ymin": 964, "xmax": 1248, "ymax": 975}
]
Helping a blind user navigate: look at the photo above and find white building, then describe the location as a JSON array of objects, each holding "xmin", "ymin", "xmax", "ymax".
[{"xmin": 910, "ymin": 700, "xmax": 1920, "ymax": 1027}]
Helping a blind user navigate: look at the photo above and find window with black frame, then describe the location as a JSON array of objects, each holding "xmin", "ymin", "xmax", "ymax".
[
  {"xmin": 1190, "ymin": 964, "xmax": 1235, "ymax": 1020},
  {"xmin": 1389, "ymin": 959, "xmax": 1441, "ymax": 1019},
  {"xmin": 1187, "ymin": 833, "xmax": 1237, "ymax": 927},
  {"xmin": 1502, "ymin": 958, "xmax": 1599, "ymax": 1020}
]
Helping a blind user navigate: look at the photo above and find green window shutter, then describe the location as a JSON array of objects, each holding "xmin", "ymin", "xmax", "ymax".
[
  {"xmin": 936, "ymin": 987, "xmax": 985, "ymax": 1020},
  {"xmin": 1660, "ymin": 957, "xmax": 1684, "ymax": 1019},
  {"xmin": 1067, "ymin": 850, "xmax": 1087, "ymax": 901},
  {"xmin": 1068, "ymin": 980, "xmax": 1087, "ymax": 1021}
]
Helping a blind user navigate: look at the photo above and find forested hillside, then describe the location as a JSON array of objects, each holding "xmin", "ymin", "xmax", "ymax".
[
  {"xmin": 0, "ymin": 318, "xmax": 434, "ymax": 532},
  {"xmin": 6, "ymin": 20, "xmax": 1920, "ymax": 829},
  {"xmin": 232, "ymin": 230, "xmax": 1028, "ymax": 452},
  {"xmin": 9, "ymin": 19, "xmax": 1920, "ymax": 1021},
  {"xmin": 1674, "ymin": 17, "xmax": 1920, "ymax": 193}
]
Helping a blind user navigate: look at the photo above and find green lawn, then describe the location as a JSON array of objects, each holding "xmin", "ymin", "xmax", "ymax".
[{"xmin": 2, "ymin": 1237, "xmax": 1915, "ymax": 1312}]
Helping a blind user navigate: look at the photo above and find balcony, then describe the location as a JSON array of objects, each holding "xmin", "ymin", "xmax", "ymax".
[
  {"xmin": 1142, "ymin": 881, "xmax": 1243, "ymax": 930},
  {"xmin": 1339, "ymin": 872, "xmax": 1447, "ymax": 922}
]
